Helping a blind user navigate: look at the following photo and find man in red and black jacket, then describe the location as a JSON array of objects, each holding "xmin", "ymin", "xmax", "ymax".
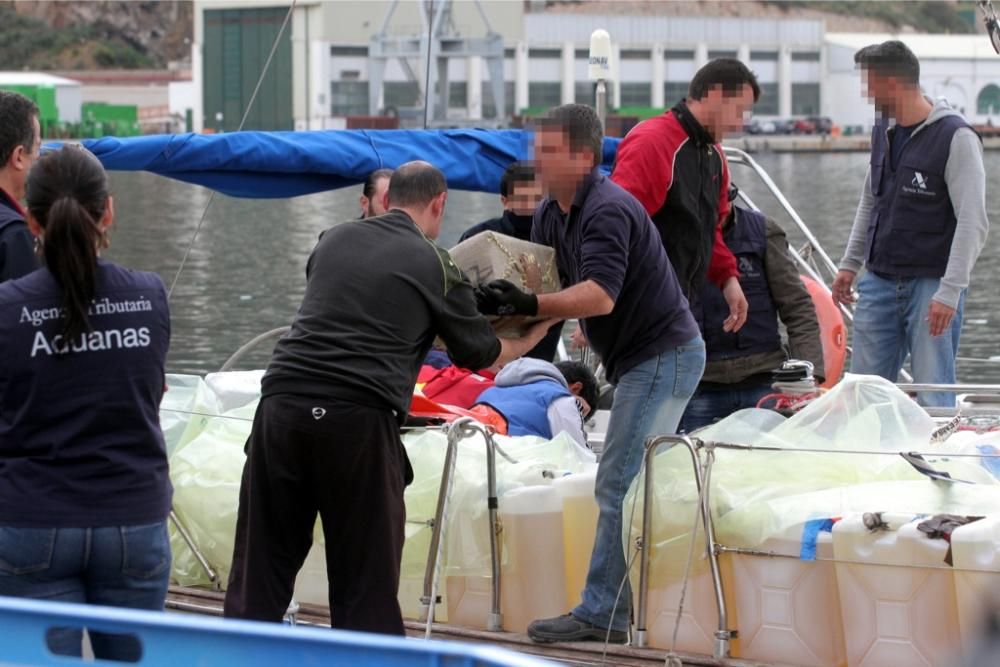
[{"xmin": 613, "ymin": 58, "xmax": 760, "ymax": 334}]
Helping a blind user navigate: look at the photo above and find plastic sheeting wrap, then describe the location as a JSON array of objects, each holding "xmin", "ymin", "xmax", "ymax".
[
  {"xmin": 161, "ymin": 373, "xmax": 596, "ymax": 590},
  {"xmin": 626, "ymin": 375, "xmax": 1000, "ymax": 589}
]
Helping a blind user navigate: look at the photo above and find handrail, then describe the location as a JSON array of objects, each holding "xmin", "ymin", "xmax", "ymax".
[
  {"xmin": 218, "ymin": 326, "xmax": 290, "ymax": 372},
  {"xmin": 634, "ymin": 435, "xmax": 734, "ymax": 658},
  {"xmin": 724, "ymin": 147, "xmax": 840, "ymax": 280},
  {"xmin": 419, "ymin": 418, "xmax": 506, "ymax": 635}
]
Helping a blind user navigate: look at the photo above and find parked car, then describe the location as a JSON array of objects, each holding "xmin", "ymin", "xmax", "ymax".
[
  {"xmin": 772, "ymin": 119, "xmax": 796, "ymax": 134},
  {"xmin": 808, "ymin": 116, "xmax": 834, "ymax": 134},
  {"xmin": 745, "ymin": 118, "xmax": 777, "ymax": 135},
  {"xmin": 792, "ymin": 118, "xmax": 816, "ymax": 134}
]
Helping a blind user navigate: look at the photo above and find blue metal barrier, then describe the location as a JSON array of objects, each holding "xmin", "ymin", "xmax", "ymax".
[{"xmin": 0, "ymin": 596, "xmax": 554, "ymax": 666}]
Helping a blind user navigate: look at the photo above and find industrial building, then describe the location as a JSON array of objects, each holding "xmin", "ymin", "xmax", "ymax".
[{"xmin": 191, "ymin": 1, "xmax": 1000, "ymax": 133}]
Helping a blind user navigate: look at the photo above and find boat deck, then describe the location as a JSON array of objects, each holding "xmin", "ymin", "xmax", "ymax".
[{"xmin": 166, "ymin": 587, "xmax": 782, "ymax": 667}]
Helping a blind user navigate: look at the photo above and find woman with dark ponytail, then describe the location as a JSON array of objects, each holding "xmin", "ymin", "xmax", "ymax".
[{"xmin": 0, "ymin": 145, "xmax": 172, "ymax": 660}]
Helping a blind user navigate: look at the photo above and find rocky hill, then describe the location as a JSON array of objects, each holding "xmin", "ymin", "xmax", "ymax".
[
  {"xmin": 541, "ymin": 0, "xmax": 982, "ymax": 34},
  {"xmin": 0, "ymin": 1, "xmax": 192, "ymax": 70},
  {"xmin": 0, "ymin": 0, "xmax": 986, "ymax": 72}
]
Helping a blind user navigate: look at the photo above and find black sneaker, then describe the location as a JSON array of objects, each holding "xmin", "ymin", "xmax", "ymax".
[{"xmin": 527, "ymin": 613, "xmax": 628, "ymax": 644}]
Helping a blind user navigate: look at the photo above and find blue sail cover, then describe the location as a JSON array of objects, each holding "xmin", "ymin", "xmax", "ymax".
[{"xmin": 78, "ymin": 129, "xmax": 623, "ymax": 198}]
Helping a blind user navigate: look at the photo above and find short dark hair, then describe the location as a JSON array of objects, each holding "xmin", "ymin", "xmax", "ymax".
[
  {"xmin": 555, "ymin": 360, "xmax": 599, "ymax": 420},
  {"xmin": 0, "ymin": 90, "xmax": 39, "ymax": 167},
  {"xmin": 854, "ymin": 40, "xmax": 920, "ymax": 85},
  {"xmin": 537, "ymin": 104, "xmax": 604, "ymax": 168},
  {"xmin": 689, "ymin": 58, "xmax": 761, "ymax": 103},
  {"xmin": 499, "ymin": 162, "xmax": 535, "ymax": 198},
  {"xmin": 387, "ymin": 161, "xmax": 447, "ymax": 207},
  {"xmin": 363, "ymin": 168, "xmax": 393, "ymax": 199}
]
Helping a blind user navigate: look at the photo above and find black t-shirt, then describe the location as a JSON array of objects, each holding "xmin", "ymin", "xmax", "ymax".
[
  {"xmin": 263, "ymin": 209, "xmax": 501, "ymax": 416},
  {"xmin": 0, "ymin": 261, "xmax": 172, "ymax": 527}
]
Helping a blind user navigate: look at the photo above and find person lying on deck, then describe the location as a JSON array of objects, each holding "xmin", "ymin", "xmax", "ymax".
[{"xmin": 473, "ymin": 356, "xmax": 598, "ymax": 448}]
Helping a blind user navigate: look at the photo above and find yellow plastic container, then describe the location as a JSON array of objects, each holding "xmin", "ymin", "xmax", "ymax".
[
  {"xmin": 832, "ymin": 513, "xmax": 961, "ymax": 667},
  {"xmin": 730, "ymin": 527, "xmax": 846, "ymax": 666},
  {"xmin": 951, "ymin": 515, "xmax": 1000, "ymax": 647},
  {"xmin": 552, "ymin": 471, "xmax": 599, "ymax": 609},
  {"xmin": 498, "ymin": 485, "xmax": 568, "ymax": 632},
  {"xmin": 446, "ymin": 485, "xmax": 567, "ymax": 631}
]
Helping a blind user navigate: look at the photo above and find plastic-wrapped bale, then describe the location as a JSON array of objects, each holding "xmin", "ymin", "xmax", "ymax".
[
  {"xmin": 162, "ymin": 374, "xmax": 217, "ymax": 458},
  {"xmin": 448, "ymin": 231, "xmax": 559, "ymax": 337}
]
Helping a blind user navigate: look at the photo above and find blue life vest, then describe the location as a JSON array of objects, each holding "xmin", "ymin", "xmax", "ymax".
[
  {"xmin": 476, "ymin": 380, "xmax": 572, "ymax": 439},
  {"xmin": 866, "ymin": 114, "xmax": 973, "ymax": 278},
  {"xmin": 693, "ymin": 207, "xmax": 782, "ymax": 361}
]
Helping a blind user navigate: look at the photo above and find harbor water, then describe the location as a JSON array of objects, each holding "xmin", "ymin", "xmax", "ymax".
[{"xmin": 103, "ymin": 151, "xmax": 1000, "ymax": 382}]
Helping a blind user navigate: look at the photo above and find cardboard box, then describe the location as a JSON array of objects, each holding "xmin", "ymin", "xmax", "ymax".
[{"xmin": 449, "ymin": 231, "xmax": 559, "ymax": 337}]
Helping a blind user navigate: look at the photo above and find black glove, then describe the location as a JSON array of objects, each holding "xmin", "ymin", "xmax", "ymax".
[{"xmin": 474, "ymin": 279, "xmax": 538, "ymax": 316}]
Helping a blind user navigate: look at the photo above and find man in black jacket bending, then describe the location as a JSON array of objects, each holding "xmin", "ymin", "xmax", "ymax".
[{"xmin": 223, "ymin": 161, "xmax": 554, "ymax": 635}]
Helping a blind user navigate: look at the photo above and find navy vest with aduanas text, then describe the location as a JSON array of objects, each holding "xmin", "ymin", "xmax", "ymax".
[
  {"xmin": 695, "ymin": 207, "xmax": 782, "ymax": 361},
  {"xmin": 866, "ymin": 114, "xmax": 973, "ymax": 278}
]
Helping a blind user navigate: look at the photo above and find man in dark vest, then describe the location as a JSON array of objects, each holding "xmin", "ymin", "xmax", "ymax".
[
  {"xmin": 680, "ymin": 185, "xmax": 825, "ymax": 432},
  {"xmin": 0, "ymin": 90, "xmax": 41, "ymax": 283},
  {"xmin": 831, "ymin": 40, "xmax": 988, "ymax": 407}
]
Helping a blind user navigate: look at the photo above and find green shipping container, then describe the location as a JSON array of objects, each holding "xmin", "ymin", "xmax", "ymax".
[
  {"xmin": 0, "ymin": 84, "xmax": 59, "ymax": 136},
  {"xmin": 203, "ymin": 6, "xmax": 293, "ymax": 132}
]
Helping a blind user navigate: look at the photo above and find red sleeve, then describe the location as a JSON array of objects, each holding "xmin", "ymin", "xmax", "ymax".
[
  {"xmin": 706, "ymin": 148, "xmax": 739, "ymax": 287},
  {"xmin": 611, "ymin": 122, "xmax": 673, "ymax": 215}
]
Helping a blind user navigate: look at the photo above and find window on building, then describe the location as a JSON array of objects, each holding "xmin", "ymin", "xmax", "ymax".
[
  {"xmin": 528, "ymin": 48, "xmax": 561, "ymax": 59},
  {"xmin": 330, "ymin": 45, "xmax": 368, "ymax": 57},
  {"xmin": 978, "ymin": 84, "xmax": 1000, "ymax": 114},
  {"xmin": 755, "ymin": 82, "xmax": 779, "ymax": 116},
  {"xmin": 384, "ymin": 81, "xmax": 420, "ymax": 110},
  {"xmin": 448, "ymin": 81, "xmax": 467, "ymax": 109},
  {"xmin": 751, "ymin": 51, "xmax": 779, "ymax": 61},
  {"xmin": 621, "ymin": 49, "xmax": 650, "ymax": 60},
  {"xmin": 528, "ymin": 82, "xmax": 561, "ymax": 110},
  {"xmin": 482, "ymin": 81, "xmax": 515, "ymax": 117},
  {"xmin": 708, "ymin": 50, "xmax": 737, "ymax": 60},
  {"xmin": 331, "ymin": 80, "xmax": 369, "ymax": 116},
  {"xmin": 664, "ymin": 81, "xmax": 688, "ymax": 106},
  {"xmin": 792, "ymin": 83, "xmax": 820, "ymax": 115},
  {"xmin": 665, "ymin": 50, "xmax": 695, "ymax": 60},
  {"xmin": 619, "ymin": 82, "xmax": 651, "ymax": 107},
  {"xmin": 791, "ymin": 51, "xmax": 821, "ymax": 62},
  {"xmin": 575, "ymin": 49, "xmax": 589, "ymax": 59}
]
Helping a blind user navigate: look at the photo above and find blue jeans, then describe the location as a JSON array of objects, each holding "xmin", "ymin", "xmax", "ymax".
[
  {"xmin": 851, "ymin": 272, "xmax": 965, "ymax": 408},
  {"xmin": 679, "ymin": 383, "xmax": 773, "ymax": 433},
  {"xmin": 572, "ymin": 337, "xmax": 705, "ymax": 631},
  {"xmin": 0, "ymin": 522, "xmax": 171, "ymax": 660}
]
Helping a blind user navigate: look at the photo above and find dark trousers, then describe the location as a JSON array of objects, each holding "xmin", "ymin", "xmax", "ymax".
[{"xmin": 223, "ymin": 393, "xmax": 411, "ymax": 635}]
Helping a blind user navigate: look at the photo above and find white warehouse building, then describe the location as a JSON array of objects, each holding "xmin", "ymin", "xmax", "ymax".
[{"xmin": 191, "ymin": 1, "xmax": 1000, "ymax": 133}]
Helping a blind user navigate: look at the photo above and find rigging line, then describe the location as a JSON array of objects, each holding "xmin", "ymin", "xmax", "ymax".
[
  {"xmin": 167, "ymin": 0, "xmax": 298, "ymax": 299},
  {"xmin": 423, "ymin": 0, "xmax": 434, "ymax": 130}
]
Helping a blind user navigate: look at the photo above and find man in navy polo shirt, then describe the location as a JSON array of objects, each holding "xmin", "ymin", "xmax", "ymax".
[
  {"xmin": 476, "ymin": 103, "xmax": 705, "ymax": 643},
  {"xmin": 0, "ymin": 91, "xmax": 41, "ymax": 283}
]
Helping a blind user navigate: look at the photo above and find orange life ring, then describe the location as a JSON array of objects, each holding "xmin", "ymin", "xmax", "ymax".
[{"xmin": 800, "ymin": 275, "xmax": 847, "ymax": 388}]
